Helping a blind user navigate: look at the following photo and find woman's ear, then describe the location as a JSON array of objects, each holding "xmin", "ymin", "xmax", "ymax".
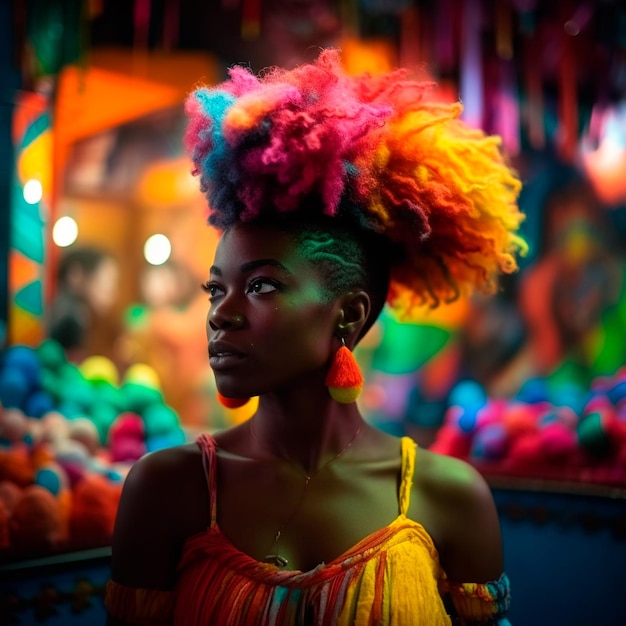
[{"xmin": 337, "ymin": 290, "xmax": 371, "ymax": 346}]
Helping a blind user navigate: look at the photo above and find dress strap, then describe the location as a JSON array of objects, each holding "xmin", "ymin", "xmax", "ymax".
[
  {"xmin": 196, "ymin": 433, "xmax": 218, "ymax": 529},
  {"xmin": 398, "ymin": 436, "xmax": 417, "ymax": 517}
]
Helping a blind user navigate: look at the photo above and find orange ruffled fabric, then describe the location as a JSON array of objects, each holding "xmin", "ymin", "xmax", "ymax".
[
  {"xmin": 105, "ymin": 435, "xmax": 511, "ymax": 625},
  {"xmin": 105, "ymin": 579, "xmax": 175, "ymax": 625}
]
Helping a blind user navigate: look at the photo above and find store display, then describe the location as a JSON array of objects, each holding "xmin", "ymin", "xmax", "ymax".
[{"xmin": 0, "ymin": 340, "xmax": 186, "ymax": 559}]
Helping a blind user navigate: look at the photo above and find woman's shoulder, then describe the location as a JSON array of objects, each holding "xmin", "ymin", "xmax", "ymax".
[
  {"xmin": 117, "ymin": 442, "xmax": 208, "ymax": 535},
  {"xmin": 411, "ymin": 445, "xmax": 503, "ymax": 582},
  {"xmin": 413, "ymin": 446, "xmax": 491, "ymax": 500},
  {"xmin": 125, "ymin": 441, "xmax": 204, "ymax": 488}
]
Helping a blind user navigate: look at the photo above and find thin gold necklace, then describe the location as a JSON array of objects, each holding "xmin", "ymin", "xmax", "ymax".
[{"xmin": 248, "ymin": 419, "xmax": 362, "ymax": 568}]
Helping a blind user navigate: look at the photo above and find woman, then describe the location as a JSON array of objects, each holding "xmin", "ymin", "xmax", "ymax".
[{"xmin": 106, "ymin": 49, "xmax": 526, "ymax": 625}]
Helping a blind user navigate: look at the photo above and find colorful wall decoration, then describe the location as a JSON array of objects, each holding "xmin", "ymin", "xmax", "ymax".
[{"xmin": 9, "ymin": 91, "xmax": 52, "ymax": 347}]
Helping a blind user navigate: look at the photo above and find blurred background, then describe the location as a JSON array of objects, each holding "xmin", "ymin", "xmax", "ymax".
[{"xmin": 1, "ymin": 1, "xmax": 626, "ymax": 624}]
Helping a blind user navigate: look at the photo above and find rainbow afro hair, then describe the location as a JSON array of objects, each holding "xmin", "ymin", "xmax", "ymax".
[{"xmin": 184, "ymin": 49, "xmax": 527, "ymax": 317}]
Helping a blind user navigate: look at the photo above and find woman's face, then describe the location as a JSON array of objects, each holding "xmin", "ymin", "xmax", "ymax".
[{"xmin": 205, "ymin": 223, "xmax": 341, "ymax": 399}]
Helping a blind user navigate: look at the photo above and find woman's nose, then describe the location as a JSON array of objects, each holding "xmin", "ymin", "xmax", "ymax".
[{"xmin": 208, "ymin": 305, "xmax": 246, "ymax": 331}]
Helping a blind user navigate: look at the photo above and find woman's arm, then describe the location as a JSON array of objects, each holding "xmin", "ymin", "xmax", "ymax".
[
  {"xmin": 416, "ymin": 450, "xmax": 510, "ymax": 624},
  {"xmin": 106, "ymin": 444, "xmax": 205, "ymax": 625},
  {"xmin": 429, "ymin": 455, "xmax": 503, "ymax": 583}
]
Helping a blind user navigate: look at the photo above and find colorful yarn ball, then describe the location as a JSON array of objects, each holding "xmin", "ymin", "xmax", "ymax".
[
  {"xmin": 0, "ymin": 445, "xmax": 34, "ymax": 486},
  {"xmin": 143, "ymin": 403, "xmax": 179, "ymax": 438},
  {"xmin": 539, "ymin": 421, "xmax": 578, "ymax": 461},
  {"xmin": 470, "ymin": 423, "xmax": 509, "ymax": 461},
  {"xmin": 0, "ymin": 480, "xmax": 23, "ymax": 515},
  {"xmin": 9, "ymin": 485, "xmax": 65, "ymax": 549},
  {"xmin": 108, "ymin": 412, "xmax": 146, "ymax": 463},
  {"xmin": 80, "ymin": 355, "xmax": 119, "ymax": 386},
  {"xmin": 0, "ymin": 408, "xmax": 28, "ymax": 442},
  {"xmin": 40, "ymin": 411, "xmax": 71, "ymax": 443},
  {"xmin": 68, "ymin": 417, "xmax": 101, "ymax": 455},
  {"xmin": 503, "ymin": 403, "xmax": 540, "ymax": 438},
  {"xmin": 36, "ymin": 338, "xmax": 66, "ymax": 371},
  {"xmin": 2, "ymin": 345, "xmax": 41, "ymax": 388},
  {"xmin": 577, "ymin": 411, "xmax": 614, "ymax": 456},
  {"xmin": 54, "ymin": 438, "xmax": 91, "ymax": 487},
  {"xmin": 34, "ymin": 462, "xmax": 69, "ymax": 496},
  {"xmin": 90, "ymin": 402, "xmax": 119, "ymax": 445},
  {"xmin": 24, "ymin": 388, "xmax": 55, "ymax": 418},
  {"xmin": 121, "ymin": 381, "xmax": 163, "ymax": 414},
  {"xmin": 0, "ymin": 369, "xmax": 29, "ymax": 409},
  {"xmin": 69, "ymin": 473, "xmax": 122, "ymax": 546},
  {"xmin": 607, "ymin": 380, "xmax": 626, "ymax": 406},
  {"xmin": 124, "ymin": 363, "xmax": 161, "ymax": 390},
  {"xmin": 516, "ymin": 377, "xmax": 550, "ymax": 404},
  {"xmin": 146, "ymin": 428, "xmax": 186, "ymax": 453},
  {"xmin": 448, "ymin": 380, "xmax": 487, "ymax": 413}
]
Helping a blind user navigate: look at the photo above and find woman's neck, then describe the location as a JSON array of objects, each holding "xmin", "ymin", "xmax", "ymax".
[{"xmin": 250, "ymin": 393, "xmax": 365, "ymax": 475}]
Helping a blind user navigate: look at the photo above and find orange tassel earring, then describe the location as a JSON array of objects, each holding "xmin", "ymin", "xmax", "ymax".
[
  {"xmin": 325, "ymin": 339, "xmax": 363, "ymax": 403},
  {"xmin": 217, "ymin": 392, "xmax": 250, "ymax": 409}
]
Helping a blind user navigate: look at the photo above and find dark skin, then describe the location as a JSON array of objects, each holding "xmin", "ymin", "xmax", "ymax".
[{"xmin": 108, "ymin": 223, "xmax": 503, "ymax": 624}]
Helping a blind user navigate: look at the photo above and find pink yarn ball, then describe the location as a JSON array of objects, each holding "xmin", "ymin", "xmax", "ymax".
[
  {"xmin": 539, "ymin": 421, "xmax": 577, "ymax": 461},
  {"xmin": 108, "ymin": 412, "xmax": 145, "ymax": 444},
  {"xmin": 429, "ymin": 424, "xmax": 472, "ymax": 457},
  {"xmin": 507, "ymin": 432, "xmax": 544, "ymax": 467},
  {"xmin": 108, "ymin": 413, "xmax": 147, "ymax": 464},
  {"xmin": 503, "ymin": 403, "xmax": 540, "ymax": 438}
]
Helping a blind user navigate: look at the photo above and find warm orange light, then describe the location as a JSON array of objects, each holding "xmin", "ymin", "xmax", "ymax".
[
  {"xmin": 135, "ymin": 157, "xmax": 198, "ymax": 207},
  {"xmin": 340, "ymin": 37, "xmax": 397, "ymax": 75}
]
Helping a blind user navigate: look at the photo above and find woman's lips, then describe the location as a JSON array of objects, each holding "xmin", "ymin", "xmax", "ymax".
[{"xmin": 208, "ymin": 342, "xmax": 245, "ymax": 369}]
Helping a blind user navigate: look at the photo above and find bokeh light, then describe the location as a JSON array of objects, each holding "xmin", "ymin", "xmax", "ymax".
[
  {"xmin": 144, "ymin": 233, "xmax": 172, "ymax": 265},
  {"xmin": 52, "ymin": 216, "xmax": 79, "ymax": 247},
  {"xmin": 23, "ymin": 179, "xmax": 43, "ymax": 204}
]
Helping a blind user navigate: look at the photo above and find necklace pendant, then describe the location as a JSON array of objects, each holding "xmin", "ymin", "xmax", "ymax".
[{"xmin": 264, "ymin": 554, "xmax": 289, "ymax": 568}]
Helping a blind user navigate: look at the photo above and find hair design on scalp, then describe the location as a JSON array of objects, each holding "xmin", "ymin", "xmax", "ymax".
[
  {"xmin": 282, "ymin": 214, "xmax": 391, "ymax": 336},
  {"xmin": 185, "ymin": 49, "xmax": 527, "ymax": 318}
]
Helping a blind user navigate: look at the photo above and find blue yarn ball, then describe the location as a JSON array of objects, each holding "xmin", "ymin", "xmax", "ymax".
[
  {"xmin": 24, "ymin": 389, "xmax": 55, "ymax": 418},
  {"xmin": 607, "ymin": 380, "xmax": 626, "ymax": 406},
  {"xmin": 517, "ymin": 377, "xmax": 550, "ymax": 404},
  {"xmin": 35, "ymin": 464, "xmax": 67, "ymax": 495},
  {"xmin": 146, "ymin": 428, "xmax": 186, "ymax": 452},
  {"xmin": 2, "ymin": 345, "xmax": 41, "ymax": 388},
  {"xmin": 548, "ymin": 382, "xmax": 587, "ymax": 415},
  {"xmin": 457, "ymin": 405, "xmax": 480, "ymax": 433},
  {"xmin": 448, "ymin": 380, "xmax": 488, "ymax": 410},
  {"xmin": 0, "ymin": 369, "xmax": 29, "ymax": 408},
  {"xmin": 470, "ymin": 423, "xmax": 508, "ymax": 461}
]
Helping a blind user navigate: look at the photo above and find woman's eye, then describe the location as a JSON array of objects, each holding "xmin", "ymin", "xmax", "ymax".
[
  {"xmin": 248, "ymin": 278, "xmax": 279, "ymax": 294},
  {"xmin": 201, "ymin": 282, "xmax": 224, "ymax": 298}
]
